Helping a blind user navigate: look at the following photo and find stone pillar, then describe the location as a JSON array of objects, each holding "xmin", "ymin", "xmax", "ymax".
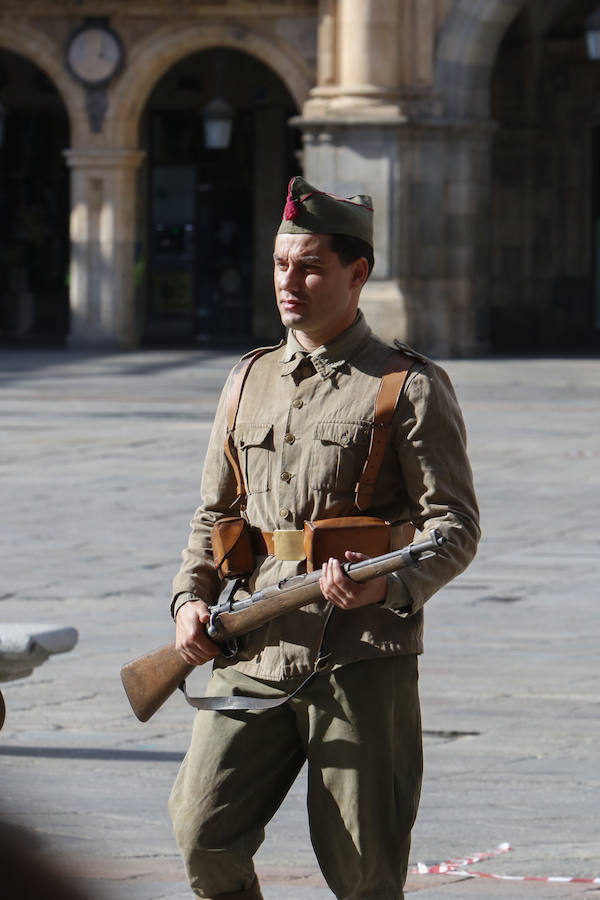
[
  {"xmin": 299, "ymin": 0, "xmax": 418, "ymax": 349},
  {"xmin": 307, "ymin": 0, "xmax": 403, "ymax": 117},
  {"xmin": 336, "ymin": 0, "xmax": 401, "ymax": 110},
  {"xmin": 396, "ymin": 121, "xmax": 495, "ymax": 356},
  {"xmin": 299, "ymin": 120, "xmax": 409, "ymax": 344},
  {"xmin": 64, "ymin": 148, "xmax": 146, "ymax": 349},
  {"xmin": 316, "ymin": 0, "xmax": 337, "ymax": 92},
  {"xmin": 297, "ymin": 117, "xmax": 494, "ymax": 356},
  {"xmin": 298, "ymin": 0, "xmax": 494, "ymax": 355}
]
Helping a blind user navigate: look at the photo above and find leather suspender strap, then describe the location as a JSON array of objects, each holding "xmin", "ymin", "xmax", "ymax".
[
  {"xmin": 354, "ymin": 352, "xmax": 414, "ymax": 511},
  {"xmin": 225, "ymin": 345, "xmax": 412, "ymax": 513},
  {"xmin": 223, "ymin": 347, "xmax": 273, "ymax": 508}
]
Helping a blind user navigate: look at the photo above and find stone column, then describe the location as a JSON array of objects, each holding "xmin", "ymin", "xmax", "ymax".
[
  {"xmin": 315, "ymin": 0, "xmax": 337, "ymax": 92},
  {"xmin": 336, "ymin": 0, "xmax": 401, "ymax": 111},
  {"xmin": 299, "ymin": 0, "xmax": 415, "ymax": 349},
  {"xmin": 64, "ymin": 148, "xmax": 146, "ymax": 348},
  {"xmin": 297, "ymin": 118, "xmax": 494, "ymax": 355},
  {"xmin": 299, "ymin": 120, "xmax": 409, "ymax": 343},
  {"xmin": 298, "ymin": 0, "xmax": 494, "ymax": 355},
  {"xmin": 307, "ymin": 0, "xmax": 403, "ymax": 117},
  {"xmin": 396, "ymin": 120, "xmax": 495, "ymax": 356}
]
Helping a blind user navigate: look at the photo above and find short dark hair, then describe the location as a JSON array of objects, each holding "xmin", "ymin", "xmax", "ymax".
[{"xmin": 329, "ymin": 233, "xmax": 375, "ymax": 279}]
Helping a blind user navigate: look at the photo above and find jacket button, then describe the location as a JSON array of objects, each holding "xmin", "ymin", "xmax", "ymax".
[
  {"xmin": 292, "ymin": 398, "xmax": 303, "ymax": 409},
  {"xmin": 280, "ymin": 471, "xmax": 292, "ymax": 482},
  {"xmin": 279, "ymin": 507, "xmax": 290, "ymax": 519},
  {"xmin": 284, "ymin": 433, "xmax": 295, "ymax": 444}
]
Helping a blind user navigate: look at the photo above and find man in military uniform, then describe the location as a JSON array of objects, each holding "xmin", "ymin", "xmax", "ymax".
[{"xmin": 168, "ymin": 177, "xmax": 480, "ymax": 900}]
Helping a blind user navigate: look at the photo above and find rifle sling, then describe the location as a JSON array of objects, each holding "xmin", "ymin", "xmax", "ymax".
[
  {"xmin": 179, "ymin": 666, "xmax": 325, "ymax": 711},
  {"xmin": 180, "ymin": 606, "xmax": 334, "ymax": 711}
]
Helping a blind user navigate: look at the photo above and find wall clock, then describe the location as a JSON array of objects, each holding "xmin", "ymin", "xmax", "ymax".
[{"xmin": 66, "ymin": 22, "xmax": 124, "ymax": 87}]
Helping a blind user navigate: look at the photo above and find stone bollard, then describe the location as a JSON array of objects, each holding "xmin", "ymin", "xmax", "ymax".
[{"xmin": 0, "ymin": 624, "xmax": 79, "ymax": 729}]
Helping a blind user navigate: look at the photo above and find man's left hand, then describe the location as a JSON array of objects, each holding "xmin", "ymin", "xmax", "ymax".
[{"xmin": 319, "ymin": 551, "xmax": 386, "ymax": 609}]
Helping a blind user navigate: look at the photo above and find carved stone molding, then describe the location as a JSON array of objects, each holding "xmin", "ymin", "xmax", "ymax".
[
  {"xmin": 0, "ymin": 0, "xmax": 317, "ymax": 17},
  {"xmin": 85, "ymin": 85, "xmax": 108, "ymax": 133}
]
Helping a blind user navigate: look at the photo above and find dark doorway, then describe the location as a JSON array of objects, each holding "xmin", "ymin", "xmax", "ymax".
[
  {"xmin": 139, "ymin": 47, "xmax": 299, "ymax": 347},
  {"xmin": 0, "ymin": 51, "xmax": 70, "ymax": 344},
  {"xmin": 490, "ymin": 1, "xmax": 600, "ymax": 353}
]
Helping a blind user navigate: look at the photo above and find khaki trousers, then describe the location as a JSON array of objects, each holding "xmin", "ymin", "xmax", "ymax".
[{"xmin": 169, "ymin": 655, "xmax": 422, "ymax": 900}]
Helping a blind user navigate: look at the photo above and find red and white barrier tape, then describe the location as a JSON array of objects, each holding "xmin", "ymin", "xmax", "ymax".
[
  {"xmin": 411, "ymin": 842, "xmax": 512, "ymax": 873},
  {"xmin": 410, "ymin": 844, "xmax": 600, "ymax": 884}
]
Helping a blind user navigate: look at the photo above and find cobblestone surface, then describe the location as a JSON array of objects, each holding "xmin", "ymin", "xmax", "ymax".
[{"xmin": 1, "ymin": 347, "xmax": 599, "ymax": 898}]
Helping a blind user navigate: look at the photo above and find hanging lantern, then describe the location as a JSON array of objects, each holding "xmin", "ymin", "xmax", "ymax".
[
  {"xmin": 585, "ymin": 7, "xmax": 600, "ymax": 59},
  {"xmin": 202, "ymin": 97, "xmax": 234, "ymax": 150}
]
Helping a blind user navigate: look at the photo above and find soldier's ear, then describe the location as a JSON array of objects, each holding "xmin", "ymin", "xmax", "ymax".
[{"xmin": 350, "ymin": 256, "xmax": 369, "ymax": 288}]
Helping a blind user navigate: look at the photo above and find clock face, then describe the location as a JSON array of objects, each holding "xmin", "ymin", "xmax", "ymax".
[{"xmin": 66, "ymin": 26, "xmax": 123, "ymax": 86}]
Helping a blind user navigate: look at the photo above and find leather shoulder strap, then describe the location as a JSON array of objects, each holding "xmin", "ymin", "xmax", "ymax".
[
  {"xmin": 223, "ymin": 345, "xmax": 278, "ymax": 507},
  {"xmin": 354, "ymin": 351, "xmax": 414, "ymax": 511}
]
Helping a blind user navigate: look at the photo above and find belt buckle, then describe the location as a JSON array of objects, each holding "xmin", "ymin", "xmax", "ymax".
[{"xmin": 272, "ymin": 529, "xmax": 305, "ymax": 561}]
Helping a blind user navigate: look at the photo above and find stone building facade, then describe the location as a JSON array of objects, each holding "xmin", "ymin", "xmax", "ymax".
[{"xmin": 0, "ymin": 0, "xmax": 599, "ymax": 355}]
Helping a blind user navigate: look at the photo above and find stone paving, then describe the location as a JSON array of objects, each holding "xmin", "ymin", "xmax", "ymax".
[{"xmin": 0, "ymin": 346, "xmax": 599, "ymax": 899}]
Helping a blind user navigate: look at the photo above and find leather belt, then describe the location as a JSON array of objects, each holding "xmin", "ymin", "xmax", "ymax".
[
  {"xmin": 251, "ymin": 528, "xmax": 305, "ymax": 560},
  {"xmin": 251, "ymin": 524, "xmax": 415, "ymax": 562}
]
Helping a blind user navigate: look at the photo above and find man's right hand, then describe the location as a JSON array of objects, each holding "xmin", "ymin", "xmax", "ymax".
[{"xmin": 175, "ymin": 599, "xmax": 221, "ymax": 666}]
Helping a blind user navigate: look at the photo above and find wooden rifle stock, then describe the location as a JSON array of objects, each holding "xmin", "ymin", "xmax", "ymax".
[
  {"xmin": 120, "ymin": 643, "xmax": 194, "ymax": 723},
  {"xmin": 120, "ymin": 531, "xmax": 445, "ymax": 722}
]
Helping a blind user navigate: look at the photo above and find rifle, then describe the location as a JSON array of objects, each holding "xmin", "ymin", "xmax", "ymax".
[{"xmin": 120, "ymin": 530, "xmax": 445, "ymax": 722}]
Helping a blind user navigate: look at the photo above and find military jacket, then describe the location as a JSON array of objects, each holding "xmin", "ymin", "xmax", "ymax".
[{"xmin": 172, "ymin": 311, "xmax": 480, "ymax": 681}]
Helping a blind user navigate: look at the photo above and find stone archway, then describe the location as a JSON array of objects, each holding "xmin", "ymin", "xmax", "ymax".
[
  {"xmin": 0, "ymin": 21, "xmax": 79, "ymax": 129},
  {"xmin": 434, "ymin": 0, "xmax": 528, "ymax": 119},
  {"xmin": 65, "ymin": 21, "xmax": 311, "ymax": 347},
  {"xmin": 107, "ymin": 21, "xmax": 312, "ymax": 148},
  {"xmin": 489, "ymin": 0, "xmax": 600, "ymax": 350},
  {"xmin": 137, "ymin": 45, "xmax": 301, "ymax": 346},
  {"xmin": 429, "ymin": 0, "xmax": 600, "ymax": 353},
  {"xmin": 402, "ymin": 0, "xmax": 529, "ymax": 354}
]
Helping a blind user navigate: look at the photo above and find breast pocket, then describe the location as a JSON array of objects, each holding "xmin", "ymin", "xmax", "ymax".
[
  {"xmin": 309, "ymin": 422, "xmax": 370, "ymax": 493},
  {"xmin": 233, "ymin": 423, "xmax": 274, "ymax": 494}
]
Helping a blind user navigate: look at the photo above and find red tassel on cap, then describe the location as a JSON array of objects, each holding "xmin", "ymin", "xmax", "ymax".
[{"xmin": 283, "ymin": 195, "xmax": 300, "ymax": 221}]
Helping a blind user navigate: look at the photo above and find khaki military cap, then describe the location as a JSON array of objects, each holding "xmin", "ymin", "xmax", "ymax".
[{"xmin": 277, "ymin": 176, "xmax": 373, "ymax": 247}]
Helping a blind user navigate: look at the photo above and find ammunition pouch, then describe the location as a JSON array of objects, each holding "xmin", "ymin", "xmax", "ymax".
[
  {"xmin": 211, "ymin": 517, "xmax": 255, "ymax": 579},
  {"xmin": 303, "ymin": 516, "xmax": 391, "ymax": 571}
]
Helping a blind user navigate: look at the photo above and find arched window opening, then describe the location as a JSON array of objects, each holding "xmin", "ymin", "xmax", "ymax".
[
  {"xmin": 137, "ymin": 47, "xmax": 300, "ymax": 347},
  {"xmin": 0, "ymin": 50, "xmax": 70, "ymax": 344},
  {"xmin": 491, "ymin": 0, "xmax": 600, "ymax": 351}
]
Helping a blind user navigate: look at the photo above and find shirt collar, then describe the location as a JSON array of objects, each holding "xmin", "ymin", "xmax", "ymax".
[{"xmin": 278, "ymin": 310, "xmax": 371, "ymax": 379}]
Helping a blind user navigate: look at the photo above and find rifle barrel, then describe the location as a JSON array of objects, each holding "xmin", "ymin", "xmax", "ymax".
[{"xmin": 211, "ymin": 530, "xmax": 445, "ymax": 637}]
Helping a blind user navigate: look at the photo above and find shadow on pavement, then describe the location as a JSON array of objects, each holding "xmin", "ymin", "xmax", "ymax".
[{"xmin": 0, "ymin": 745, "xmax": 184, "ymax": 762}]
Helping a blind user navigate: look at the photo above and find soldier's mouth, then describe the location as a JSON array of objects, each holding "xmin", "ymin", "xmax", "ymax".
[{"xmin": 280, "ymin": 297, "xmax": 307, "ymax": 311}]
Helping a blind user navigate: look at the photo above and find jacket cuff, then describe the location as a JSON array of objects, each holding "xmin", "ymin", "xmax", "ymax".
[
  {"xmin": 171, "ymin": 591, "xmax": 199, "ymax": 620},
  {"xmin": 380, "ymin": 573, "xmax": 414, "ymax": 617}
]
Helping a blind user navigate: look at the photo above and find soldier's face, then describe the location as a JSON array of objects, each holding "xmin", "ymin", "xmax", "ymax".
[{"xmin": 273, "ymin": 233, "xmax": 366, "ymax": 349}]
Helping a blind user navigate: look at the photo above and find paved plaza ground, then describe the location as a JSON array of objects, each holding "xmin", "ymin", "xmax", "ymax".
[{"xmin": 0, "ymin": 345, "xmax": 599, "ymax": 899}]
